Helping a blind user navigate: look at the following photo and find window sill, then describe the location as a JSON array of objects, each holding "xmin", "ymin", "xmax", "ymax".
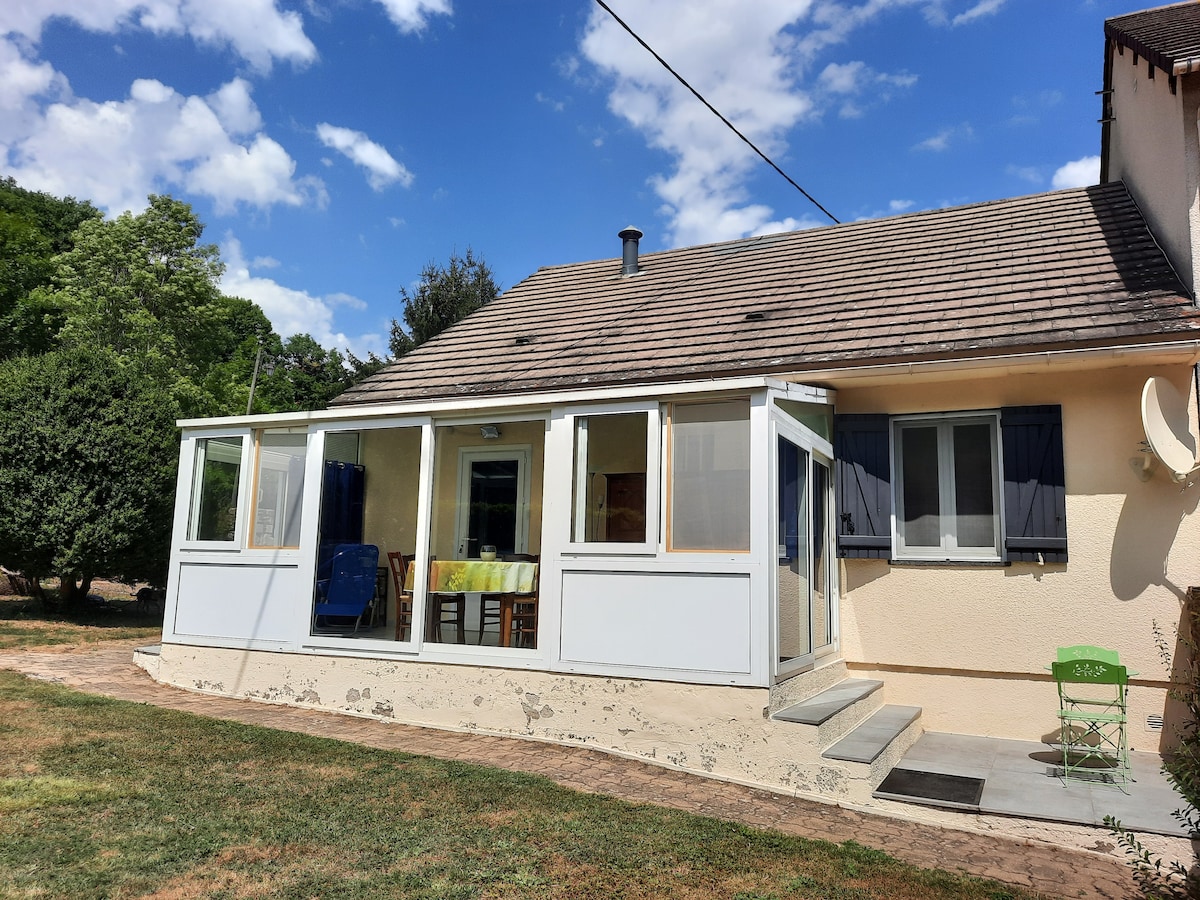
[{"xmin": 889, "ymin": 558, "xmax": 1010, "ymax": 568}]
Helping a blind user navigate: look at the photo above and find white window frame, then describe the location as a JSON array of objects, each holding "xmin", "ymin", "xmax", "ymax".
[
  {"xmin": 182, "ymin": 432, "xmax": 252, "ymax": 550},
  {"xmin": 562, "ymin": 402, "xmax": 660, "ymax": 556},
  {"xmin": 248, "ymin": 426, "xmax": 310, "ymax": 550},
  {"xmin": 891, "ymin": 411, "xmax": 1004, "ymax": 561},
  {"xmin": 453, "ymin": 444, "xmax": 533, "ymax": 559}
]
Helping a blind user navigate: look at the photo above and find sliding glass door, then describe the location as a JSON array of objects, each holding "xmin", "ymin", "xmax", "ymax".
[{"xmin": 775, "ymin": 418, "xmax": 836, "ymax": 678}]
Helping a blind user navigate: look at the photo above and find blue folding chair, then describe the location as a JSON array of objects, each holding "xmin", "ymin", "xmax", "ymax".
[{"xmin": 313, "ymin": 544, "xmax": 379, "ymax": 634}]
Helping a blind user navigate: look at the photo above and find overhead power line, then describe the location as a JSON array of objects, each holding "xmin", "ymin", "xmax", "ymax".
[{"xmin": 592, "ymin": 0, "xmax": 840, "ymax": 226}]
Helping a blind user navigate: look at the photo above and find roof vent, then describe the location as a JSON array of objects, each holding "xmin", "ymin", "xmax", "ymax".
[{"xmin": 619, "ymin": 226, "xmax": 643, "ymax": 276}]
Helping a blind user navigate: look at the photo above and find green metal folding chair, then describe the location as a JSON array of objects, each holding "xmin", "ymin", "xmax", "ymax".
[
  {"xmin": 1052, "ymin": 656, "xmax": 1130, "ymax": 787},
  {"xmin": 1056, "ymin": 645, "xmax": 1120, "ymax": 665}
]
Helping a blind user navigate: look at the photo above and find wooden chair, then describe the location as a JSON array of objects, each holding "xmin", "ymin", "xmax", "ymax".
[
  {"xmin": 387, "ymin": 551, "xmax": 414, "ymax": 641},
  {"xmin": 506, "ymin": 554, "xmax": 539, "ymax": 649},
  {"xmin": 426, "ymin": 557, "xmax": 466, "ymax": 643}
]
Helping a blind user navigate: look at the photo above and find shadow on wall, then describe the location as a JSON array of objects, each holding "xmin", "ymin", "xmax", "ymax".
[{"xmin": 1109, "ymin": 473, "xmax": 1198, "ymax": 601}]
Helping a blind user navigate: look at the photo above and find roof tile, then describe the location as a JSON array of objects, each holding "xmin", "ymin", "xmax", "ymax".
[{"xmin": 334, "ymin": 182, "xmax": 1200, "ymax": 406}]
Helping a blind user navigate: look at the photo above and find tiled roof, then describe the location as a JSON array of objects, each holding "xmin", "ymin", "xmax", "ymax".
[
  {"xmin": 1106, "ymin": 2, "xmax": 1200, "ymax": 76},
  {"xmin": 333, "ymin": 182, "xmax": 1200, "ymax": 407}
]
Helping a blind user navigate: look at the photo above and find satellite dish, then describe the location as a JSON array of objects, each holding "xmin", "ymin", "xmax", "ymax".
[{"xmin": 1141, "ymin": 376, "xmax": 1200, "ymax": 482}]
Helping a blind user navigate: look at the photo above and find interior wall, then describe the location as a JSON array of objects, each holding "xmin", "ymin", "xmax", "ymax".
[
  {"xmin": 430, "ymin": 419, "xmax": 546, "ymax": 557},
  {"xmin": 360, "ymin": 426, "xmax": 423, "ymax": 561}
]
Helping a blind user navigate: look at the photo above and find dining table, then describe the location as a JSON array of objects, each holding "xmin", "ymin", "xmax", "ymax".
[{"xmin": 405, "ymin": 558, "xmax": 538, "ymax": 647}]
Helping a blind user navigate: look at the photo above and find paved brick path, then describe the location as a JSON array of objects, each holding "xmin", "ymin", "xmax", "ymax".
[{"xmin": 0, "ymin": 642, "xmax": 1137, "ymax": 899}]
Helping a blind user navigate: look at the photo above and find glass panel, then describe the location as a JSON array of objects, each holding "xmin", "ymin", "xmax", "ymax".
[
  {"xmin": 314, "ymin": 427, "xmax": 422, "ymax": 642},
  {"xmin": 428, "ymin": 420, "xmax": 544, "ymax": 647},
  {"xmin": 900, "ymin": 425, "xmax": 940, "ymax": 547},
  {"xmin": 813, "ymin": 459, "xmax": 832, "ymax": 650},
  {"xmin": 250, "ymin": 432, "xmax": 306, "ymax": 548},
  {"xmin": 572, "ymin": 412, "xmax": 648, "ymax": 543},
  {"xmin": 468, "ymin": 459, "xmax": 520, "ymax": 557},
  {"xmin": 777, "ymin": 437, "xmax": 811, "ymax": 664},
  {"xmin": 952, "ymin": 422, "xmax": 996, "ymax": 548},
  {"xmin": 669, "ymin": 400, "xmax": 751, "ymax": 551},
  {"xmin": 188, "ymin": 436, "xmax": 243, "ymax": 542}
]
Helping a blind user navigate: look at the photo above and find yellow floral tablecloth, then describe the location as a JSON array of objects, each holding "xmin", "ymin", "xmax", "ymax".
[{"xmin": 405, "ymin": 559, "xmax": 537, "ymax": 594}]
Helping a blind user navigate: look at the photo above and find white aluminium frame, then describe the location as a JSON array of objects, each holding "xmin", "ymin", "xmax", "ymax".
[
  {"xmin": 561, "ymin": 400, "xmax": 661, "ymax": 556},
  {"xmin": 181, "ymin": 429, "xmax": 253, "ymax": 551},
  {"xmin": 770, "ymin": 403, "xmax": 838, "ymax": 681}
]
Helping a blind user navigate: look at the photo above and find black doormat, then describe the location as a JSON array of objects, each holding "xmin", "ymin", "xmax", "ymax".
[{"xmin": 875, "ymin": 768, "xmax": 985, "ymax": 807}]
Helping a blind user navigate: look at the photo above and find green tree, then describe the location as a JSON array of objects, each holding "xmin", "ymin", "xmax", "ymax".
[
  {"xmin": 46, "ymin": 195, "xmax": 226, "ymax": 414},
  {"xmin": 388, "ymin": 248, "xmax": 499, "ymax": 356},
  {"xmin": 0, "ymin": 178, "xmax": 101, "ymax": 359},
  {"xmin": 0, "ymin": 348, "xmax": 180, "ymax": 605}
]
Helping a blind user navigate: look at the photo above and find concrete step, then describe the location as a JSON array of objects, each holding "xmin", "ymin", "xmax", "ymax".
[
  {"xmin": 773, "ymin": 678, "xmax": 883, "ymax": 726},
  {"xmin": 772, "ymin": 678, "xmax": 886, "ymax": 749},
  {"xmin": 823, "ymin": 705, "xmax": 923, "ymax": 764}
]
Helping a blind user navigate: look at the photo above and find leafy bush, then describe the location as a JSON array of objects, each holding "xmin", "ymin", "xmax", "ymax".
[{"xmin": 1106, "ymin": 590, "xmax": 1200, "ymax": 898}]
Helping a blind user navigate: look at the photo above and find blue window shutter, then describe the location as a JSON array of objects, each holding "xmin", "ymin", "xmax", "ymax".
[
  {"xmin": 834, "ymin": 414, "xmax": 892, "ymax": 559},
  {"xmin": 1000, "ymin": 405, "xmax": 1067, "ymax": 563}
]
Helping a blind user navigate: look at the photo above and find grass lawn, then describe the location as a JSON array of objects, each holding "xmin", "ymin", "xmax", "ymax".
[
  {"xmin": 0, "ymin": 592, "xmax": 163, "ymax": 650},
  {"xmin": 0, "ymin": 672, "xmax": 1035, "ymax": 900}
]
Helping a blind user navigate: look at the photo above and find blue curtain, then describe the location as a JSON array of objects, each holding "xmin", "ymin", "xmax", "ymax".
[{"xmin": 317, "ymin": 461, "xmax": 366, "ymax": 585}]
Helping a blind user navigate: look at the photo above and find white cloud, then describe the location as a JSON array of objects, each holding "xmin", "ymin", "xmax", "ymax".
[
  {"xmin": 922, "ymin": 0, "xmax": 1006, "ymax": 28},
  {"xmin": 0, "ymin": 0, "xmax": 316, "ymax": 72},
  {"xmin": 0, "ymin": 38, "xmax": 67, "ymax": 146},
  {"xmin": 220, "ymin": 235, "xmax": 385, "ymax": 358},
  {"xmin": 951, "ymin": 0, "xmax": 1005, "ymax": 27},
  {"xmin": 817, "ymin": 60, "xmax": 915, "ymax": 118},
  {"xmin": 372, "ymin": 0, "xmax": 451, "ymax": 34},
  {"xmin": 316, "ymin": 123, "xmax": 413, "ymax": 191},
  {"xmin": 1006, "ymin": 164, "xmax": 1041, "ymax": 184},
  {"xmin": 535, "ymin": 91, "xmax": 566, "ymax": 112},
  {"xmin": 4, "ymin": 76, "xmax": 320, "ymax": 214},
  {"xmin": 580, "ymin": 0, "xmax": 916, "ymax": 247},
  {"xmin": 1051, "ymin": 155, "xmax": 1099, "ymax": 190},
  {"xmin": 251, "ymin": 255, "xmax": 280, "ymax": 269},
  {"xmin": 913, "ymin": 122, "xmax": 974, "ymax": 152}
]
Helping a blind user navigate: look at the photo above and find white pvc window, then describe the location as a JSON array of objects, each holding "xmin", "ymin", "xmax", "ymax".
[
  {"xmin": 893, "ymin": 414, "xmax": 1001, "ymax": 560},
  {"xmin": 249, "ymin": 430, "xmax": 308, "ymax": 549},
  {"xmin": 668, "ymin": 399, "xmax": 751, "ymax": 552},
  {"xmin": 187, "ymin": 436, "xmax": 245, "ymax": 543},
  {"xmin": 571, "ymin": 412, "xmax": 650, "ymax": 545}
]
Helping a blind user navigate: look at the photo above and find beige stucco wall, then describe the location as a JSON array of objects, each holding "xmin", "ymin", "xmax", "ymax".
[
  {"xmin": 830, "ymin": 363, "xmax": 1198, "ymax": 749},
  {"xmin": 155, "ymin": 643, "xmax": 893, "ymax": 802},
  {"xmin": 1107, "ymin": 47, "xmax": 1200, "ymax": 295}
]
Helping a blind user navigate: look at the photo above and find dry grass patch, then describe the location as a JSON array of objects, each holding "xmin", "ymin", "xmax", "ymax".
[{"xmin": 0, "ymin": 594, "xmax": 162, "ymax": 650}]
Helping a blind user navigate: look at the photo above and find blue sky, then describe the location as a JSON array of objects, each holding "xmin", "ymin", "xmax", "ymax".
[{"xmin": 1, "ymin": 0, "xmax": 1132, "ymax": 361}]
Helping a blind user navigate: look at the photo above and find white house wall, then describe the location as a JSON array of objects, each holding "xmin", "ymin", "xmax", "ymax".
[
  {"xmin": 1107, "ymin": 48, "xmax": 1200, "ymax": 294},
  {"xmin": 831, "ymin": 362, "xmax": 1199, "ymax": 751},
  {"xmin": 152, "ymin": 642, "xmax": 878, "ymax": 801}
]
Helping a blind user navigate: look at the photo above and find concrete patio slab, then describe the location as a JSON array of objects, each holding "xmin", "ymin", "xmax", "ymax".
[{"xmin": 880, "ymin": 732, "xmax": 1189, "ymax": 837}]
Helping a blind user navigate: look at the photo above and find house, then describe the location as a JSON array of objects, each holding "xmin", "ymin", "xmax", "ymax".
[{"xmin": 145, "ymin": 2, "xmax": 1200, "ymax": 804}]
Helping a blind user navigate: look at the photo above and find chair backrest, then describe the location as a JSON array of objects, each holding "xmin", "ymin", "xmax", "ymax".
[
  {"xmin": 325, "ymin": 543, "xmax": 379, "ymax": 608},
  {"xmin": 388, "ymin": 551, "xmax": 412, "ymax": 597},
  {"xmin": 1057, "ymin": 645, "xmax": 1119, "ymax": 665},
  {"xmin": 1052, "ymin": 658, "xmax": 1128, "ymax": 687}
]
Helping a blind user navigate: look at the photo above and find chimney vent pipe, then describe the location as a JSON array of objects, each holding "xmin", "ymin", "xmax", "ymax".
[{"xmin": 619, "ymin": 226, "xmax": 643, "ymax": 275}]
